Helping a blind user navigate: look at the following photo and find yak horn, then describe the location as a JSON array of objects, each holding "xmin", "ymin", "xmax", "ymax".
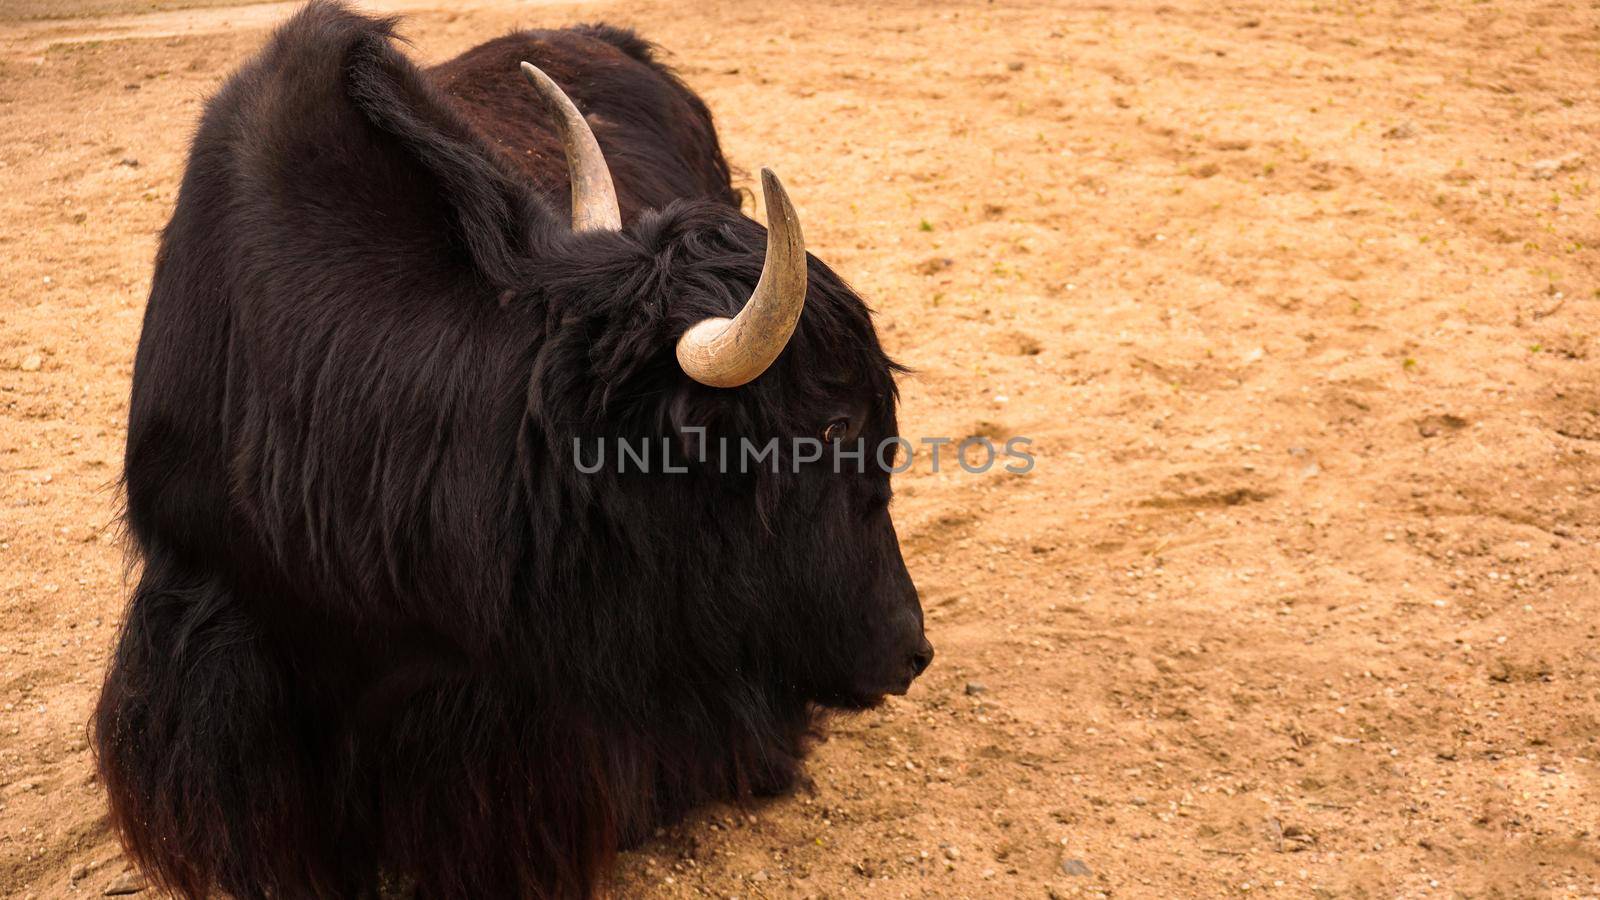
[
  {"xmin": 519, "ymin": 61, "xmax": 622, "ymax": 232},
  {"xmin": 676, "ymin": 169, "xmax": 808, "ymax": 388}
]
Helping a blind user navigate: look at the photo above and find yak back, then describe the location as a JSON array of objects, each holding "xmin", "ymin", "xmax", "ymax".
[{"xmin": 429, "ymin": 23, "xmax": 741, "ymax": 218}]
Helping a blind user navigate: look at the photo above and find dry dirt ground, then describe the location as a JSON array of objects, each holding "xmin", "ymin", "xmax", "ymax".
[{"xmin": 3, "ymin": 0, "xmax": 1600, "ymax": 897}]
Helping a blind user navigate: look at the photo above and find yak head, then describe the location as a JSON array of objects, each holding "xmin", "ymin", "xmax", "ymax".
[{"xmin": 521, "ymin": 64, "xmax": 932, "ymax": 709}]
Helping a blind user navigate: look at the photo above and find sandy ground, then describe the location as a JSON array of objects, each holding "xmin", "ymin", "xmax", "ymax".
[{"xmin": 3, "ymin": 0, "xmax": 1599, "ymax": 897}]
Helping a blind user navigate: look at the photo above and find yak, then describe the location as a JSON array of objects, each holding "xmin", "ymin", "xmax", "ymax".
[{"xmin": 92, "ymin": 1, "xmax": 932, "ymax": 898}]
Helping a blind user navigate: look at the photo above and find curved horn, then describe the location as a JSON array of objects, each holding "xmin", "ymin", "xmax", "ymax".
[
  {"xmin": 675, "ymin": 169, "xmax": 808, "ymax": 388},
  {"xmin": 519, "ymin": 61, "xmax": 622, "ymax": 232}
]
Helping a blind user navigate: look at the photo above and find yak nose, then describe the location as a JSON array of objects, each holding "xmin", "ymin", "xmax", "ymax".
[{"xmin": 908, "ymin": 638, "xmax": 934, "ymax": 678}]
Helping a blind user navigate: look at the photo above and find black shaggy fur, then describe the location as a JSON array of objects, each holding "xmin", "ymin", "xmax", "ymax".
[{"xmin": 93, "ymin": 3, "xmax": 926, "ymax": 899}]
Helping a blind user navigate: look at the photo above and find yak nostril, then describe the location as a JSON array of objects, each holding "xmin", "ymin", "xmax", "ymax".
[{"xmin": 908, "ymin": 640, "xmax": 934, "ymax": 677}]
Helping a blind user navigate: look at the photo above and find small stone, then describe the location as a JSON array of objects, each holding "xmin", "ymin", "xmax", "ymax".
[
  {"xmin": 1061, "ymin": 858, "xmax": 1092, "ymax": 877},
  {"xmin": 1382, "ymin": 121, "xmax": 1416, "ymax": 140},
  {"xmin": 964, "ymin": 682, "xmax": 988, "ymax": 696},
  {"xmin": 20, "ymin": 354, "xmax": 42, "ymax": 372},
  {"xmin": 1417, "ymin": 413, "xmax": 1467, "ymax": 437},
  {"xmin": 118, "ymin": 158, "xmax": 140, "ymax": 168},
  {"xmin": 944, "ymin": 846, "xmax": 961, "ymax": 861},
  {"xmin": 103, "ymin": 868, "xmax": 147, "ymax": 895},
  {"xmin": 1530, "ymin": 152, "xmax": 1582, "ymax": 180}
]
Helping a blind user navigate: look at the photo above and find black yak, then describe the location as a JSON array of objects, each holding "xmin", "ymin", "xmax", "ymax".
[{"xmin": 93, "ymin": 2, "xmax": 931, "ymax": 898}]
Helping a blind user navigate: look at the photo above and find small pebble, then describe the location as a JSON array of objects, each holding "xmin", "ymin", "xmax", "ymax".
[
  {"xmin": 1530, "ymin": 152, "xmax": 1582, "ymax": 179},
  {"xmin": 965, "ymin": 682, "xmax": 988, "ymax": 696},
  {"xmin": 103, "ymin": 868, "xmax": 147, "ymax": 896}
]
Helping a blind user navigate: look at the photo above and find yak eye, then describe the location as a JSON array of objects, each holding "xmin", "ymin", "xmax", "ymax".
[{"xmin": 822, "ymin": 418, "xmax": 850, "ymax": 443}]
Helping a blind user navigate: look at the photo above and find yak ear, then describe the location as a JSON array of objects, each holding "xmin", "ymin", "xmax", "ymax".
[{"xmin": 237, "ymin": 3, "xmax": 554, "ymax": 287}]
